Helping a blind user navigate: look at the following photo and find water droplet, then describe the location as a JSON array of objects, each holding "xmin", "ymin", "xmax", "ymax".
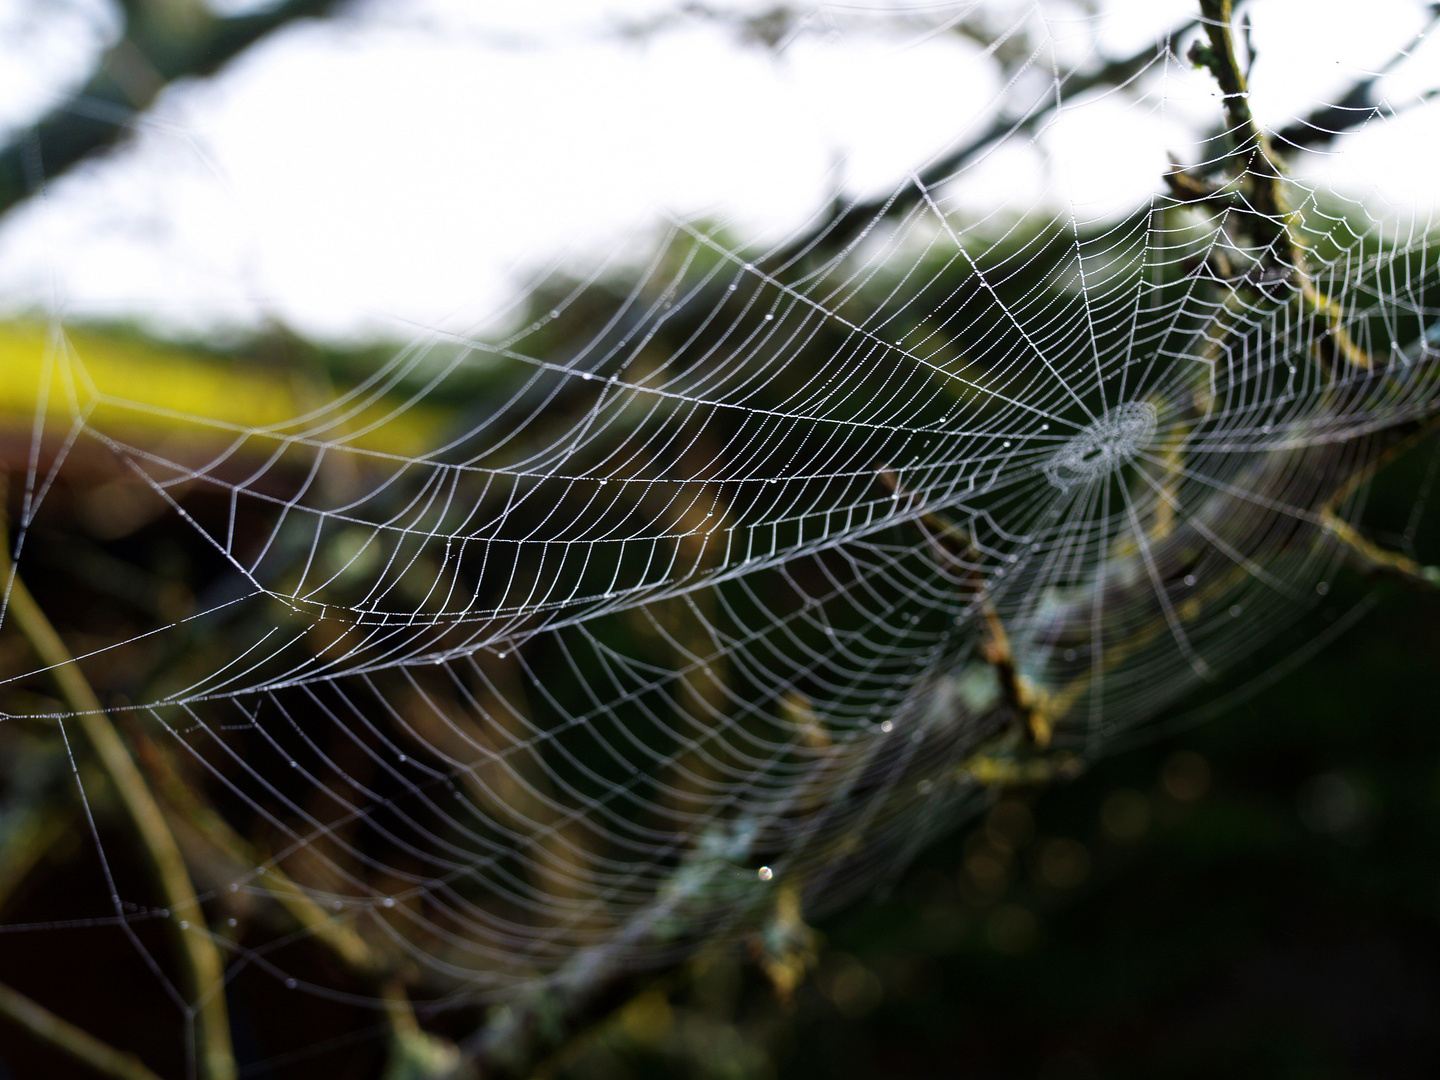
[
  {"xmin": 227, "ymin": 918, "xmax": 238, "ymax": 928},
  {"xmin": 1316, "ymin": 581, "xmax": 1330, "ymax": 595},
  {"xmin": 382, "ymin": 897, "xmax": 396, "ymax": 908},
  {"xmin": 285, "ymin": 978, "xmax": 297, "ymax": 989},
  {"xmin": 758, "ymin": 866, "xmax": 774, "ymax": 882},
  {"xmin": 1184, "ymin": 574, "xmax": 1197, "ymax": 587},
  {"xmin": 880, "ymin": 720, "xmax": 894, "ymax": 733},
  {"xmin": 1063, "ymin": 649, "xmax": 1077, "ymax": 662},
  {"xmin": 1229, "ymin": 605, "xmax": 1242, "ymax": 617},
  {"xmin": 763, "ymin": 313, "xmax": 774, "ymax": 321},
  {"xmin": 549, "ymin": 309, "xmax": 560, "ymax": 318},
  {"xmin": 179, "ymin": 921, "xmax": 189, "ymax": 930}
]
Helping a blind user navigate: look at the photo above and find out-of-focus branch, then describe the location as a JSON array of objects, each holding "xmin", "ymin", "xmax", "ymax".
[
  {"xmin": 0, "ymin": 802, "xmax": 76, "ymax": 912},
  {"xmin": 771, "ymin": 21, "xmax": 1196, "ymax": 272},
  {"xmin": 0, "ymin": 980, "xmax": 166, "ymax": 1080},
  {"xmin": 0, "ymin": 0, "xmax": 348, "ymax": 222},
  {"xmin": 1271, "ymin": 5, "xmax": 1440, "ymax": 152},
  {"xmin": 122, "ymin": 718, "xmax": 390, "ymax": 980},
  {"xmin": 0, "ymin": 499, "xmax": 237, "ymax": 1080}
]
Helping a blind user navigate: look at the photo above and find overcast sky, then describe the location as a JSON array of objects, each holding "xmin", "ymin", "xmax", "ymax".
[{"xmin": 0, "ymin": 0, "xmax": 1435, "ymax": 343}]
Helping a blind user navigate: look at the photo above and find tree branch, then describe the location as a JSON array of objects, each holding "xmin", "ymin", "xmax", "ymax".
[{"xmin": 1188, "ymin": 0, "xmax": 1372, "ymax": 375}]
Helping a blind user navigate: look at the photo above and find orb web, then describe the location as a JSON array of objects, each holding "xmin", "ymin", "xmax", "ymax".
[
  {"xmin": 0, "ymin": 0, "xmax": 1438, "ymax": 1071},
  {"xmin": 1044, "ymin": 401, "xmax": 1157, "ymax": 491}
]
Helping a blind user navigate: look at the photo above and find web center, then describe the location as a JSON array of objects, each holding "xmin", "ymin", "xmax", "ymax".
[{"xmin": 1044, "ymin": 402, "xmax": 1157, "ymax": 492}]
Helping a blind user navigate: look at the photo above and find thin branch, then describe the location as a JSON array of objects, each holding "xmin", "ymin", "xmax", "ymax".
[
  {"xmin": 1188, "ymin": 0, "xmax": 1372, "ymax": 375},
  {"xmin": 0, "ymin": 509, "xmax": 237, "ymax": 1080},
  {"xmin": 122, "ymin": 717, "xmax": 388, "ymax": 978},
  {"xmin": 1191, "ymin": 0, "xmax": 1288, "ymax": 242},
  {"xmin": 1318, "ymin": 414, "xmax": 1440, "ymax": 589},
  {"xmin": 0, "ymin": 979, "xmax": 167, "ymax": 1080},
  {"xmin": 120, "ymin": 694, "xmax": 472, "ymax": 1076}
]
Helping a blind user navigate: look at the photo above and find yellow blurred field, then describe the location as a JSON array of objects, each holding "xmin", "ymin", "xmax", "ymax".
[{"xmin": 0, "ymin": 321, "xmax": 441, "ymax": 460}]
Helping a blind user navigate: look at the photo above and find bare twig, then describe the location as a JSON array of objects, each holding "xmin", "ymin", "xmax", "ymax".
[
  {"xmin": 0, "ymin": 508, "xmax": 237, "ymax": 1080},
  {"xmin": 0, "ymin": 978, "xmax": 167, "ymax": 1080},
  {"xmin": 1189, "ymin": 0, "xmax": 1372, "ymax": 374},
  {"xmin": 122, "ymin": 678, "xmax": 467, "ymax": 1077},
  {"xmin": 123, "ymin": 718, "xmax": 388, "ymax": 980},
  {"xmin": 1317, "ymin": 415, "xmax": 1440, "ymax": 589}
]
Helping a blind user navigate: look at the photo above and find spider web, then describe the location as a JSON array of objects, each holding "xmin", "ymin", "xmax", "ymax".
[{"xmin": 1, "ymin": 0, "xmax": 1439, "ymax": 1070}]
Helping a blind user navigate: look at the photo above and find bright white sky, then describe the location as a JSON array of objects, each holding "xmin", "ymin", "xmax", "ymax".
[{"xmin": 0, "ymin": 0, "xmax": 1435, "ymax": 343}]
